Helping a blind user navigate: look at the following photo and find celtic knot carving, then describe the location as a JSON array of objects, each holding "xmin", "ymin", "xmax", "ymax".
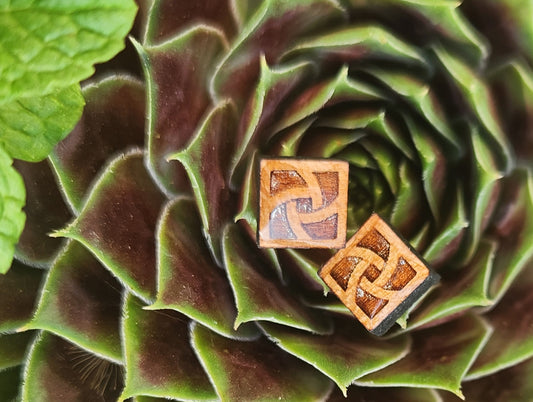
[
  {"xmin": 319, "ymin": 214, "xmax": 439, "ymax": 335},
  {"xmin": 259, "ymin": 159, "xmax": 349, "ymax": 248}
]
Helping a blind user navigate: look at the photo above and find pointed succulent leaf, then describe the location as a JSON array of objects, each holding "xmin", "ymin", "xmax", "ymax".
[
  {"xmin": 121, "ymin": 294, "xmax": 216, "ymax": 401},
  {"xmin": 230, "ymin": 57, "xmax": 314, "ymax": 185},
  {"xmin": 355, "ymin": 315, "xmax": 492, "ymax": 398},
  {"xmin": 0, "ymin": 331, "xmax": 35, "ymax": 371},
  {"xmin": 295, "ymin": 127, "xmax": 365, "ymax": 158},
  {"xmin": 466, "ymin": 263, "xmax": 533, "ymax": 379},
  {"xmin": 26, "ymin": 241, "xmax": 123, "ymax": 362},
  {"xmin": 423, "ymin": 186, "xmax": 468, "ymax": 267},
  {"xmin": 211, "ymin": 0, "xmax": 345, "ymax": 106},
  {"xmin": 23, "ymin": 333, "xmax": 124, "ymax": 402},
  {"xmin": 150, "ymin": 197, "xmax": 258, "ymax": 339},
  {"xmin": 327, "ymin": 385, "xmax": 441, "ymax": 402},
  {"xmin": 133, "ymin": 27, "xmax": 226, "ymax": 194},
  {"xmin": 360, "ymin": 137, "xmax": 401, "ymax": 196},
  {"xmin": 489, "ymin": 169, "xmax": 533, "ymax": 301},
  {"xmin": 0, "ymin": 84, "xmax": 83, "ymax": 162},
  {"xmin": 407, "ymin": 241, "xmax": 494, "ymax": 330},
  {"xmin": 0, "ymin": 366, "xmax": 21, "ymax": 402},
  {"xmin": 50, "ymin": 76, "xmax": 145, "ymax": 212},
  {"xmin": 260, "ymin": 317, "xmax": 410, "ymax": 395},
  {"xmin": 0, "ymin": 147, "xmax": 25, "ymax": 274},
  {"xmin": 0, "ymin": 261, "xmax": 42, "ymax": 332},
  {"xmin": 234, "ymin": 150, "xmax": 260, "ymax": 232},
  {"xmin": 191, "ymin": 323, "xmax": 333, "ymax": 402},
  {"xmin": 459, "ymin": 127, "xmax": 503, "ymax": 264},
  {"xmin": 435, "ymin": 48, "xmax": 513, "ymax": 171},
  {"xmin": 169, "ymin": 100, "xmax": 237, "ymax": 262},
  {"xmin": 223, "ymin": 223, "xmax": 332, "ymax": 334},
  {"xmin": 14, "ymin": 159, "xmax": 71, "ymax": 268},
  {"xmin": 283, "ymin": 25, "xmax": 427, "ymax": 68},
  {"xmin": 389, "ymin": 161, "xmax": 425, "ymax": 236},
  {"xmin": 274, "ymin": 66, "xmax": 378, "ymax": 134},
  {"xmin": 55, "ymin": 151, "xmax": 166, "ymax": 302},
  {"xmin": 0, "ymin": 0, "xmax": 137, "ymax": 104},
  {"xmin": 277, "ymin": 249, "xmax": 331, "ymax": 294},
  {"xmin": 144, "ymin": 0, "xmax": 236, "ymax": 45},
  {"xmin": 441, "ymin": 357, "xmax": 533, "ymax": 402},
  {"xmin": 407, "ymin": 116, "xmax": 447, "ymax": 222}
]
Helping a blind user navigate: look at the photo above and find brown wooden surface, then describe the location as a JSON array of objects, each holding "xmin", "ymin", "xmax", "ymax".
[
  {"xmin": 319, "ymin": 214, "xmax": 432, "ymax": 334},
  {"xmin": 258, "ymin": 158, "xmax": 349, "ymax": 248}
]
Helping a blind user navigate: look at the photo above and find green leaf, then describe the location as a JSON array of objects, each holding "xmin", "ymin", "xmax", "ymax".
[
  {"xmin": 53, "ymin": 150, "xmax": 166, "ymax": 302},
  {"xmin": 0, "ymin": 0, "xmax": 137, "ymax": 104},
  {"xmin": 261, "ymin": 317, "xmax": 410, "ymax": 395},
  {"xmin": 0, "ymin": 260, "xmax": 42, "ymax": 332},
  {"xmin": 355, "ymin": 314, "xmax": 492, "ymax": 398},
  {"xmin": 223, "ymin": 223, "xmax": 332, "ymax": 334},
  {"xmin": 26, "ymin": 241, "xmax": 123, "ymax": 362},
  {"xmin": 328, "ymin": 386, "xmax": 441, "ymax": 402},
  {"xmin": 22, "ymin": 333, "xmax": 124, "ymax": 402},
  {"xmin": 149, "ymin": 197, "xmax": 258, "ymax": 339},
  {"xmin": 0, "ymin": 84, "xmax": 83, "ymax": 162},
  {"xmin": 191, "ymin": 323, "xmax": 333, "ymax": 402},
  {"xmin": 120, "ymin": 294, "xmax": 216, "ymax": 401},
  {"xmin": 0, "ymin": 146, "xmax": 25, "ymax": 274}
]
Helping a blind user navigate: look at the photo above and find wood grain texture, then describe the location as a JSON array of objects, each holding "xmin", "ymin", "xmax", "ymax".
[
  {"xmin": 319, "ymin": 214, "xmax": 440, "ymax": 335},
  {"xmin": 258, "ymin": 158, "xmax": 349, "ymax": 248}
]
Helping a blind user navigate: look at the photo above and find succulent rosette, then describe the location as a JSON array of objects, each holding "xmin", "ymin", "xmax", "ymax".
[{"xmin": 2, "ymin": 0, "xmax": 533, "ymax": 401}]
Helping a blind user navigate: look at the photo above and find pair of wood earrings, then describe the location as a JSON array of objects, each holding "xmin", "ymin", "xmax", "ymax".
[{"xmin": 258, "ymin": 158, "xmax": 439, "ymax": 336}]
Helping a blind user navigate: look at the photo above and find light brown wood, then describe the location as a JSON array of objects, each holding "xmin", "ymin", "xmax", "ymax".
[
  {"xmin": 319, "ymin": 214, "xmax": 439, "ymax": 335},
  {"xmin": 258, "ymin": 158, "xmax": 349, "ymax": 248}
]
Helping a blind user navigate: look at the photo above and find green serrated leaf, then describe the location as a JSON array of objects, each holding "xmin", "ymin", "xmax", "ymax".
[
  {"xmin": 0, "ymin": 84, "xmax": 83, "ymax": 162},
  {"xmin": 0, "ymin": 0, "xmax": 137, "ymax": 104},
  {"xmin": 0, "ymin": 146, "xmax": 25, "ymax": 274}
]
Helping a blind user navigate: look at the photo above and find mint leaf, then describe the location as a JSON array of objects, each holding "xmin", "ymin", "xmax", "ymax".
[
  {"xmin": 0, "ymin": 146, "xmax": 25, "ymax": 274},
  {"xmin": 0, "ymin": 84, "xmax": 83, "ymax": 162},
  {"xmin": 0, "ymin": 0, "xmax": 137, "ymax": 104}
]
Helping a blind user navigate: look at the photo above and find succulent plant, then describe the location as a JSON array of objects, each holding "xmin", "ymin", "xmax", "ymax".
[{"xmin": 2, "ymin": 0, "xmax": 533, "ymax": 400}]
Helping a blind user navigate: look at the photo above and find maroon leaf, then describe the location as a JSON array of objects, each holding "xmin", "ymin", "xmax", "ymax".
[
  {"xmin": 0, "ymin": 260, "xmax": 43, "ymax": 332},
  {"xmin": 150, "ymin": 197, "xmax": 258, "ymax": 339},
  {"xmin": 191, "ymin": 323, "xmax": 333, "ymax": 401},
  {"xmin": 23, "ymin": 333, "xmax": 124, "ymax": 401},
  {"xmin": 133, "ymin": 27, "xmax": 225, "ymax": 194},
  {"xmin": 55, "ymin": 151, "xmax": 166, "ymax": 301},
  {"xmin": 14, "ymin": 159, "xmax": 71, "ymax": 267},
  {"xmin": 144, "ymin": 0, "xmax": 237, "ymax": 44},
  {"xmin": 27, "ymin": 241, "xmax": 123, "ymax": 362},
  {"xmin": 121, "ymin": 294, "xmax": 216, "ymax": 401},
  {"xmin": 50, "ymin": 76, "xmax": 145, "ymax": 212}
]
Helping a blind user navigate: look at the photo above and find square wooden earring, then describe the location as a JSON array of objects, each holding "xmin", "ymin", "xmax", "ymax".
[
  {"xmin": 258, "ymin": 158, "xmax": 349, "ymax": 249},
  {"xmin": 319, "ymin": 214, "xmax": 440, "ymax": 335}
]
